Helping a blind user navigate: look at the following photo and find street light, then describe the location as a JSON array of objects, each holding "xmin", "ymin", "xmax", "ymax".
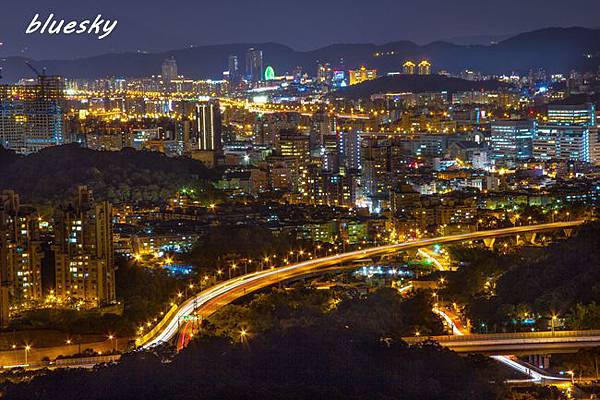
[
  {"xmin": 24, "ymin": 345, "xmax": 31, "ymax": 365},
  {"xmin": 551, "ymin": 314, "xmax": 558, "ymax": 335},
  {"xmin": 108, "ymin": 334, "xmax": 116, "ymax": 352},
  {"xmin": 567, "ymin": 370, "xmax": 575, "ymax": 384}
]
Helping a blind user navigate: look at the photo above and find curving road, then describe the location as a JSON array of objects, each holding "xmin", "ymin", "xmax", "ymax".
[
  {"xmin": 432, "ymin": 307, "xmax": 570, "ymax": 383},
  {"xmin": 139, "ymin": 221, "xmax": 584, "ymax": 350}
]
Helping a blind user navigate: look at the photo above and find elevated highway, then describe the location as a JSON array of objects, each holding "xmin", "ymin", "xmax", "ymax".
[
  {"xmin": 138, "ymin": 220, "xmax": 584, "ymax": 349},
  {"xmin": 403, "ymin": 330, "xmax": 600, "ymax": 355}
]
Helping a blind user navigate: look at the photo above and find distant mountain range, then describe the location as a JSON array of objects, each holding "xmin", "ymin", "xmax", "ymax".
[{"xmin": 0, "ymin": 27, "xmax": 599, "ymax": 82}]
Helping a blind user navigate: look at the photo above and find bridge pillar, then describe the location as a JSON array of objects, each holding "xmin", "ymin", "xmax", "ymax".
[
  {"xmin": 563, "ymin": 229, "xmax": 573, "ymax": 238},
  {"xmin": 483, "ymin": 238, "xmax": 496, "ymax": 250},
  {"xmin": 527, "ymin": 354, "xmax": 551, "ymax": 369},
  {"xmin": 524, "ymin": 232, "xmax": 537, "ymax": 245},
  {"xmin": 406, "ymin": 249, "xmax": 418, "ymax": 258},
  {"xmin": 543, "ymin": 354, "xmax": 551, "ymax": 369},
  {"xmin": 515, "ymin": 234, "xmax": 522, "ymax": 246}
]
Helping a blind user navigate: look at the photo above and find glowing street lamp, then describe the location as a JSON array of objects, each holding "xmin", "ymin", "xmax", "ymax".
[
  {"xmin": 108, "ymin": 334, "xmax": 117, "ymax": 352},
  {"xmin": 24, "ymin": 345, "xmax": 31, "ymax": 365},
  {"xmin": 551, "ymin": 314, "xmax": 558, "ymax": 334}
]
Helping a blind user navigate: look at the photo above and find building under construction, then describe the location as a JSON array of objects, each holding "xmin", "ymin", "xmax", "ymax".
[{"xmin": 0, "ymin": 73, "xmax": 65, "ymax": 154}]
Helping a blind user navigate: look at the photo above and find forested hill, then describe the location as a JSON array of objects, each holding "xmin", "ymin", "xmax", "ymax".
[{"xmin": 0, "ymin": 144, "xmax": 217, "ymax": 205}]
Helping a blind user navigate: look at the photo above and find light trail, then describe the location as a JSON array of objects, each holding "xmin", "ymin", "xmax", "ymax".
[
  {"xmin": 139, "ymin": 221, "xmax": 584, "ymax": 350},
  {"xmin": 433, "ymin": 307, "xmax": 569, "ymax": 383}
]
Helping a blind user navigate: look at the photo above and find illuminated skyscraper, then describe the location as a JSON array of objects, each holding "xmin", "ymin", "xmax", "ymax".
[
  {"xmin": 0, "ymin": 191, "xmax": 44, "ymax": 325},
  {"xmin": 228, "ymin": 55, "xmax": 241, "ymax": 84},
  {"xmin": 348, "ymin": 66, "xmax": 377, "ymax": 85},
  {"xmin": 161, "ymin": 57, "xmax": 178, "ymax": 82},
  {"xmin": 245, "ymin": 48, "xmax": 263, "ymax": 83},
  {"xmin": 195, "ymin": 100, "xmax": 222, "ymax": 152},
  {"xmin": 278, "ymin": 132, "xmax": 311, "ymax": 197},
  {"xmin": 403, "ymin": 61, "xmax": 416, "ymax": 75},
  {"xmin": 338, "ymin": 131, "xmax": 362, "ymax": 172},
  {"xmin": 418, "ymin": 60, "xmax": 432, "ymax": 75},
  {"xmin": 489, "ymin": 120, "xmax": 536, "ymax": 167},
  {"xmin": 534, "ymin": 103, "xmax": 598, "ymax": 163}
]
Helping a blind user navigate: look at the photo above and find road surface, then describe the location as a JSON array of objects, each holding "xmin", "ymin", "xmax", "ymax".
[{"xmin": 139, "ymin": 221, "xmax": 584, "ymax": 349}]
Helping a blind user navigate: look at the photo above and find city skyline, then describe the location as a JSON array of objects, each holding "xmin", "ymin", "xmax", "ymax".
[{"xmin": 2, "ymin": 2, "xmax": 600, "ymax": 398}]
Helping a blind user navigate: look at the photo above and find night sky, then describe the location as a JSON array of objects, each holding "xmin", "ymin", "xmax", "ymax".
[{"xmin": 1, "ymin": 0, "xmax": 599, "ymax": 60}]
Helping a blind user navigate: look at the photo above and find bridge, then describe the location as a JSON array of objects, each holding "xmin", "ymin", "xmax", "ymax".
[
  {"xmin": 137, "ymin": 220, "xmax": 584, "ymax": 349},
  {"xmin": 404, "ymin": 330, "xmax": 600, "ymax": 355}
]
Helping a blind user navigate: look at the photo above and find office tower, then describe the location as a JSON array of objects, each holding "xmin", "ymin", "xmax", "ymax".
[
  {"xmin": 245, "ymin": 48, "xmax": 263, "ymax": 83},
  {"xmin": 534, "ymin": 103, "xmax": 598, "ymax": 163},
  {"xmin": 418, "ymin": 60, "xmax": 432, "ymax": 75},
  {"xmin": 403, "ymin": 61, "xmax": 416, "ymax": 75},
  {"xmin": 195, "ymin": 100, "xmax": 222, "ymax": 152},
  {"xmin": 228, "ymin": 55, "xmax": 241, "ymax": 84},
  {"xmin": 161, "ymin": 57, "xmax": 178, "ymax": 82},
  {"xmin": 53, "ymin": 187, "xmax": 115, "ymax": 306},
  {"xmin": 0, "ymin": 76, "xmax": 65, "ymax": 154},
  {"xmin": 489, "ymin": 120, "xmax": 536, "ymax": 167},
  {"xmin": 547, "ymin": 103, "xmax": 596, "ymax": 126},
  {"xmin": 348, "ymin": 66, "xmax": 377, "ymax": 85}
]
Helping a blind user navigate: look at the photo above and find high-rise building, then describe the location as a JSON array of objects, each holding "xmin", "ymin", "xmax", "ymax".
[
  {"xmin": 0, "ymin": 191, "xmax": 44, "ymax": 325},
  {"xmin": 0, "ymin": 191, "xmax": 44, "ymax": 304},
  {"xmin": 338, "ymin": 131, "xmax": 362, "ymax": 172},
  {"xmin": 361, "ymin": 137, "xmax": 390, "ymax": 209},
  {"xmin": 547, "ymin": 103, "xmax": 596, "ymax": 126},
  {"xmin": 245, "ymin": 48, "xmax": 263, "ymax": 83},
  {"xmin": 489, "ymin": 120, "xmax": 536, "ymax": 167},
  {"xmin": 418, "ymin": 60, "xmax": 432, "ymax": 75},
  {"xmin": 195, "ymin": 100, "xmax": 222, "ymax": 152},
  {"xmin": 317, "ymin": 63, "xmax": 333, "ymax": 83},
  {"xmin": 534, "ymin": 103, "xmax": 598, "ymax": 163},
  {"xmin": 278, "ymin": 132, "xmax": 311, "ymax": 197},
  {"xmin": 348, "ymin": 66, "xmax": 377, "ymax": 86},
  {"xmin": 403, "ymin": 61, "xmax": 416, "ymax": 75},
  {"xmin": 161, "ymin": 57, "xmax": 178, "ymax": 82},
  {"xmin": 0, "ymin": 76, "xmax": 65, "ymax": 154},
  {"xmin": 53, "ymin": 187, "xmax": 115, "ymax": 306},
  {"xmin": 228, "ymin": 55, "xmax": 241, "ymax": 84}
]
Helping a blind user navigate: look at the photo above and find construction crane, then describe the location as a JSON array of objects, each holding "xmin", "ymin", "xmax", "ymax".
[
  {"xmin": 25, "ymin": 61, "xmax": 46, "ymax": 78},
  {"xmin": 25, "ymin": 61, "xmax": 49, "ymax": 98}
]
